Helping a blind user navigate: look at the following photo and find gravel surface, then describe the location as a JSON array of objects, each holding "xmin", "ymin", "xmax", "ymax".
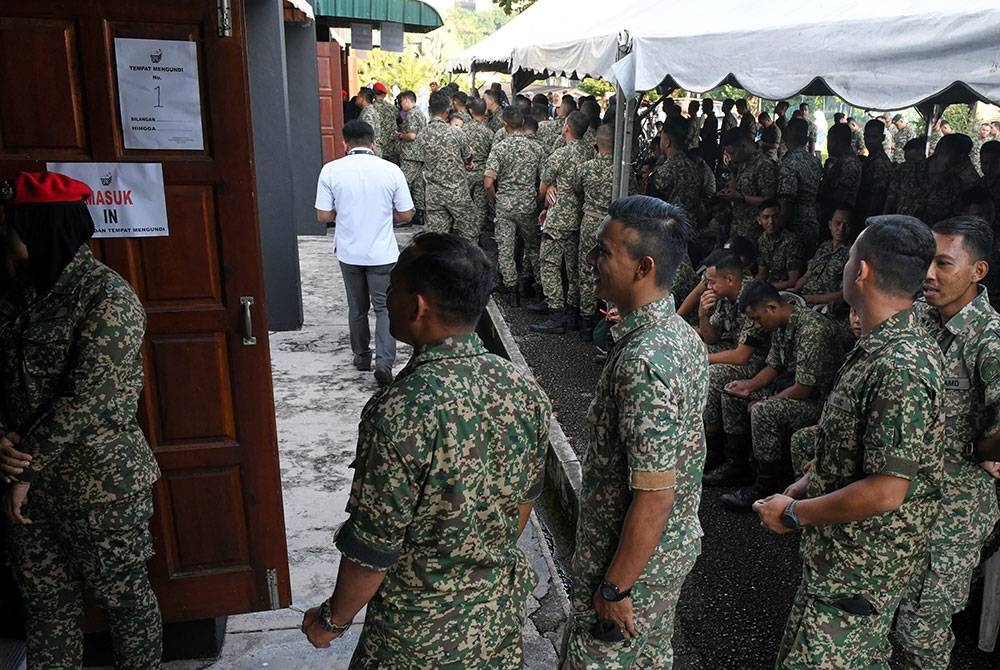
[{"xmin": 497, "ymin": 298, "xmax": 996, "ymax": 670}]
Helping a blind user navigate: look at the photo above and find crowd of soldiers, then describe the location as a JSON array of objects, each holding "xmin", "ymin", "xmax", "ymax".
[{"xmin": 334, "ymin": 80, "xmax": 1000, "ymax": 669}]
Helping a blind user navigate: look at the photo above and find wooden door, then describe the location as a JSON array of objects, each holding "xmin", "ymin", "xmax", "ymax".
[
  {"xmin": 317, "ymin": 40, "xmax": 344, "ymax": 164},
  {"xmin": 0, "ymin": 0, "xmax": 291, "ymax": 622}
]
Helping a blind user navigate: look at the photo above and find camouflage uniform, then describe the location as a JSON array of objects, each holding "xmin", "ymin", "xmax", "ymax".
[
  {"xmin": 757, "ymin": 228, "xmax": 805, "ymax": 285},
  {"xmin": 374, "ymin": 98, "xmax": 400, "ymax": 163},
  {"xmin": 359, "ymin": 104, "xmax": 382, "ymax": 157},
  {"xmin": 859, "ymin": 150, "xmax": 894, "ymax": 221},
  {"xmin": 747, "ymin": 307, "xmax": 841, "ymax": 464},
  {"xmin": 398, "ymin": 107, "xmax": 427, "ymax": 211},
  {"xmin": 0, "ymin": 246, "xmax": 161, "ymax": 669},
  {"xmin": 464, "ymin": 117, "xmax": 495, "ymax": 234},
  {"xmin": 417, "ymin": 117, "xmax": 478, "ymax": 241},
  {"xmin": 651, "ymin": 153, "xmax": 701, "ymax": 220},
  {"xmin": 891, "ymin": 159, "xmax": 979, "ymax": 225},
  {"xmin": 790, "ymin": 424, "xmax": 819, "ymax": 477},
  {"xmin": 778, "ymin": 147, "xmax": 822, "ymax": 248},
  {"xmin": 800, "ymin": 240, "xmax": 849, "ymax": 316},
  {"xmin": 895, "ymin": 291, "xmax": 1000, "ymax": 669},
  {"xmin": 777, "ymin": 307, "xmax": 945, "ymax": 669},
  {"xmin": 453, "ymin": 109, "xmax": 472, "ymax": 125},
  {"xmin": 731, "ymin": 152, "xmax": 778, "ymax": 240},
  {"xmin": 539, "ymin": 140, "xmax": 592, "ymax": 311},
  {"xmin": 740, "ymin": 114, "xmax": 759, "ymax": 142},
  {"xmin": 818, "ymin": 154, "xmax": 862, "ymax": 221},
  {"xmin": 536, "ymin": 119, "xmax": 563, "ymax": 156},
  {"xmin": 576, "ymin": 152, "xmax": 615, "ymax": 317},
  {"xmin": 721, "ymin": 112, "xmax": 737, "ymax": 137},
  {"xmin": 486, "ymin": 109, "xmax": 504, "ymax": 132},
  {"xmin": 339, "ymin": 333, "xmax": 551, "ymax": 669},
  {"xmin": 485, "ymin": 135, "xmax": 545, "ymax": 288},
  {"xmin": 972, "ymin": 136, "xmax": 989, "ymax": 176},
  {"xmin": 850, "ymin": 129, "xmax": 865, "ymax": 156},
  {"xmin": 883, "ymin": 125, "xmax": 896, "ymax": 160},
  {"xmin": 567, "ymin": 296, "xmax": 708, "ymax": 669},
  {"xmin": 893, "ymin": 124, "xmax": 916, "ymax": 163}
]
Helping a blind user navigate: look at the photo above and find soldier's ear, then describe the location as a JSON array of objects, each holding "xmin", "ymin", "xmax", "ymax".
[{"xmin": 973, "ymin": 258, "xmax": 989, "ymax": 284}]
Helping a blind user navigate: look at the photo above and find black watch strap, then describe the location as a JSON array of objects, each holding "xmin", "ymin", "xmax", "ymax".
[
  {"xmin": 318, "ymin": 599, "xmax": 352, "ymax": 634},
  {"xmin": 600, "ymin": 580, "xmax": 632, "ymax": 602}
]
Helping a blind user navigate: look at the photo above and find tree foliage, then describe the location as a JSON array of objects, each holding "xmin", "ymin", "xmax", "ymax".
[
  {"xmin": 492, "ymin": 0, "xmax": 536, "ymax": 15},
  {"xmin": 579, "ymin": 78, "xmax": 614, "ymax": 97},
  {"xmin": 357, "ymin": 49, "xmax": 437, "ymax": 92}
]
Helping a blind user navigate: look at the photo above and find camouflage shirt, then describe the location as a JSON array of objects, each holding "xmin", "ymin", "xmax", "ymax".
[
  {"xmin": 463, "ymin": 118, "xmax": 495, "ymax": 181},
  {"xmin": 801, "ymin": 240, "xmax": 849, "ymax": 296},
  {"xmin": 731, "ymin": 152, "xmax": 778, "ymax": 239},
  {"xmin": 398, "ymin": 108, "xmax": 427, "ymax": 162},
  {"xmin": 801, "ymin": 307, "xmax": 944, "ymax": 608},
  {"xmin": 777, "ymin": 146, "xmax": 822, "ymax": 227},
  {"xmin": 915, "ymin": 288, "xmax": 1000, "ymax": 544},
  {"xmin": 576, "ymin": 152, "xmax": 615, "ymax": 221},
  {"xmin": 859, "ymin": 150, "xmax": 894, "ymax": 219},
  {"xmin": 573, "ymin": 296, "xmax": 708, "ymax": 590},
  {"xmin": 892, "ymin": 158, "xmax": 980, "ymax": 225},
  {"xmin": 819, "ymin": 154, "xmax": 862, "ymax": 211},
  {"xmin": 892, "ymin": 124, "xmax": 916, "ymax": 163},
  {"xmin": 850, "ymin": 129, "xmax": 865, "ymax": 156},
  {"xmin": 536, "ymin": 119, "xmax": 563, "ymax": 156},
  {"xmin": 336, "ymin": 333, "xmax": 551, "ymax": 663},
  {"xmin": 359, "ymin": 105, "xmax": 381, "ymax": 155},
  {"xmin": 757, "ymin": 228, "xmax": 805, "ymax": 284},
  {"xmin": 709, "ymin": 277, "xmax": 771, "ymax": 354},
  {"xmin": 417, "ymin": 117, "xmax": 472, "ymax": 195},
  {"xmin": 485, "ymin": 135, "xmax": 545, "ymax": 217},
  {"xmin": 651, "ymin": 152, "xmax": 701, "ymax": 219},
  {"xmin": 374, "ymin": 99, "xmax": 400, "ymax": 159},
  {"xmin": 486, "ymin": 109, "xmax": 504, "ymax": 132},
  {"xmin": 765, "ymin": 305, "xmax": 841, "ymax": 397},
  {"xmin": 0, "ymin": 246, "xmax": 159, "ymax": 510},
  {"xmin": 542, "ymin": 139, "xmax": 592, "ymax": 232}
]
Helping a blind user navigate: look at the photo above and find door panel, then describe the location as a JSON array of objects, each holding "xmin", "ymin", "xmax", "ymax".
[{"xmin": 0, "ymin": 1, "xmax": 291, "ymax": 623}]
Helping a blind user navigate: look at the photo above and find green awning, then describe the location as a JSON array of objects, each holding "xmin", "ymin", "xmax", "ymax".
[{"xmin": 314, "ymin": 0, "xmax": 443, "ymax": 33}]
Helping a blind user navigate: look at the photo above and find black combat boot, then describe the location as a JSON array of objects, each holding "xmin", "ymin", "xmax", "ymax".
[
  {"xmin": 703, "ymin": 434, "xmax": 754, "ymax": 487},
  {"xmin": 525, "ymin": 298, "xmax": 550, "ymax": 314},
  {"xmin": 720, "ymin": 461, "xmax": 785, "ymax": 511},
  {"xmin": 704, "ymin": 432, "xmax": 725, "ymax": 473},
  {"xmin": 518, "ymin": 276, "xmax": 535, "ymax": 301},
  {"xmin": 493, "ymin": 285, "xmax": 519, "ymax": 307},
  {"xmin": 564, "ymin": 307, "xmax": 580, "ymax": 331},
  {"xmin": 529, "ymin": 310, "xmax": 567, "ymax": 334},
  {"xmin": 579, "ymin": 315, "xmax": 598, "ymax": 342}
]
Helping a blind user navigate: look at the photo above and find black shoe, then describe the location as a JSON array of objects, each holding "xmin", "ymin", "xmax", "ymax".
[
  {"xmin": 525, "ymin": 299, "xmax": 550, "ymax": 314},
  {"xmin": 704, "ymin": 435, "xmax": 754, "ymax": 487},
  {"xmin": 704, "ymin": 433, "xmax": 725, "ymax": 473},
  {"xmin": 374, "ymin": 367, "xmax": 394, "ymax": 388},
  {"xmin": 353, "ymin": 353, "xmax": 372, "ymax": 372},
  {"xmin": 579, "ymin": 315, "xmax": 598, "ymax": 342},
  {"xmin": 720, "ymin": 463, "xmax": 785, "ymax": 510},
  {"xmin": 564, "ymin": 308, "xmax": 580, "ymax": 332},
  {"xmin": 518, "ymin": 277, "xmax": 535, "ymax": 301},
  {"xmin": 494, "ymin": 285, "xmax": 519, "ymax": 307},
  {"xmin": 529, "ymin": 310, "xmax": 567, "ymax": 334}
]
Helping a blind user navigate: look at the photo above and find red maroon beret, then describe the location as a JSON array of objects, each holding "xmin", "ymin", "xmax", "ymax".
[
  {"xmin": 373, "ymin": 82, "xmax": 388, "ymax": 95},
  {"xmin": 1, "ymin": 171, "xmax": 92, "ymax": 205}
]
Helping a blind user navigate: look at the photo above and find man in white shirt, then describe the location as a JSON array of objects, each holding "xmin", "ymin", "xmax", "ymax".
[{"xmin": 315, "ymin": 119, "xmax": 414, "ymax": 387}]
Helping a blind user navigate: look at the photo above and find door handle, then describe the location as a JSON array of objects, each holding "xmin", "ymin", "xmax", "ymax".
[{"xmin": 241, "ymin": 296, "xmax": 257, "ymax": 345}]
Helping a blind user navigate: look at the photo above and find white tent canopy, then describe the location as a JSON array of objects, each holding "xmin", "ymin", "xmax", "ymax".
[{"xmin": 479, "ymin": 0, "xmax": 1000, "ymax": 110}]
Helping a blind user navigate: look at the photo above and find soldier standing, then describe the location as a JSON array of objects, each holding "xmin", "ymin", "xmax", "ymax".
[
  {"xmin": 356, "ymin": 88, "xmax": 381, "ymax": 156},
  {"xmin": 300, "ymin": 233, "xmax": 551, "ymax": 668},
  {"xmin": 892, "ymin": 114, "xmax": 916, "ymax": 163},
  {"xmin": 395, "ymin": 91, "xmax": 427, "ymax": 226},
  {"xmin": 451, "ymin": 90, "xmax": 472, "ymax": 125},
  {"xmin": 372, "ymin": 83, "xmax": 400, "ymax": 163},
  {"xmin": 887, "ymin": 134, "xmax": 981, "ymax": 225},
  {"xmin": 0, "ymin": 172, "xmax": 162, "ymax": 668},
  {"xmin": 894, "ymin": 216, "xmax": 1000, "ymax": 669},
  {"xmin": 529, "ymin": 111, "xmax": 593, "ymax": 334},
  {"xmin": 858, "ymin": 119, "xmax": 894, "ymax": 221},
  {"xmin": 777, "ymin": 118, "xmax": 823, "ymax": 250},
  {"xmin": 565, "ymin": 197, "xmax": 707, "ymax": 669},
  {"xmin": 484, "ymin": 108, "xmax": 544, "ymax": 303},
  {"xmin": 755, "ymin": 216, "xmax": 944, "ymax": 669},
  {"xmin": 818, "ymin": 123, "xmax": 863, "ymax": 229},
  {"xmin": 575, "ymin": 125, "xmax": 617, "ymax": 340},
  {"xmin": 650, "ymin": 120, "xmax": 701, "ymax": 219},
  {"xmin": 416, "ymin": 91, "xmax": 478, "ymax": 242},
  {"xmin": 718, "ymin": 129, "xmax": 779, "ymax": 241},
  {"xmin": 755, "ymin": 199, "xmax": 805, "ymax": 290},
  {"xmin": 484, "ymin": 89, "xmax": 504, "ymax": 132},
  {"xmin": 718, "ymin": 281, "xmax": 841, "ymax": 510},
  {"xmin": 465, "ymin": 98, "xmax": 496, "ymax": 240}
]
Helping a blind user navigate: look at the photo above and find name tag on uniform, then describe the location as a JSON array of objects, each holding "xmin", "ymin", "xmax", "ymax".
[
  {"xmin": 826, "ymin": 392, "xmax": 852, "ymax": 413},
  {"xmin": 944, "ymin": 377, "xmax": 971, "ymax": 391}
]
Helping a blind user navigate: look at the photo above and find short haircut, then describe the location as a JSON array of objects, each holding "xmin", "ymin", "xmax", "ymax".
[
  {"xmin": 394, "ymin": 232, "xmax": 494, "ymax": 326},
  {"xmin": 720, "ymin": 127, "xmax": 751, "ymax": 147},
  {"xmin": 523, "ymin": 116, "xmax": 538, "ymax": 133},
  {"xmin": 515, "ymin": 96, "xmax": 531, "ymax": 114},
  {"xmin": 342, "ymin": 120, "xmax": 375, "ymax": 146},
  {"xmin": 596, "ymin": 124, "xmax": 614, "ymax": 148},
  {"xmin": 785, "ymin": 118, "xmax": 808, "ymax": 144},
  {"xmin": 561, "ymin": 95, "xmax": 577, "ymax": 111},
  {"xmin": 799, "ymin": 102, "xmax": 810, "ymax": 111},
  {"xmin": 833, "ymin": 112, "xmax": 846, "ymax": 123},
  {"xmin": 581, "ymin": 99, "xmax": 603, "ymax": 128},
  {"xmin": 453, "ymin": 91, "xmax": 469, "ymax": 106},
  {"xmin": 727, "ymin": 235, "xmax": 759, "ymax": 265},
  {"xmin": 704, "ymin": 249, "xmax": 744, "ymax": 276},
  {"xmin": 531, "ymin": 102, "xmax": 550, "ymax": 120},
  {"xmin": 501, "ymin": 106, "xmax": 524, "ymax": 129},
  {"xmin": 397, "ymin": 90, "xmax": 416, "ymax": 104},
  {"xmin": 429, "ymin": 90, "xmax": 451, "ymax": 115},
  {"xmin": 469, "ymin": 98, "xmax": 487, "ymax": 116},
  {"xmin": 854, "ymin": 216, "xmax": 936, "ymax": 297},
  {"xmin": 932, "ymin": 216, "xmax": 994, "ymax": 263},
  {"xmin": 758, "ymin": 198, "xmax": 780, "ymax": 213},
  {"xmin": 738, "ymin": 279, "xmax": 782, "ymax": 312},
  {"xmin": 936, "ymin": 133, "xmax": 972, "ymax": 158},
  {"xmin": 607, "ymin": 195, "xmax": 691, "ymax": 289},
  {"xmin": 827, "ymin": 123, "xmax": 852, "ymax": 146},
  {"xmin": 904, "ymin": 138, "xmax": 925, "ymax": 154},
  {"xmin": 864, "ymin": 118, "xmax": 885, "ymax": 138},
  {"xmin": 357, "ymin": 88, "xmax": 374, "ymax": 103},
  {"xmin": 661, "ymin": 118, "xmax": 689, "ymax": 147},
  {"xmin": 980, "ymin": 139, "xmax": 1000, "ymax": 156},
  {"xmin": 531, "ymin": 93, "xmax": 548, "ymax": 107},
  {"xmin": 565, "ymin": 110, "xmax": 590, "ymax": 140},
  {"xmin": 483, "ymin": 89, "xmax": 500, "ymax": 104}
]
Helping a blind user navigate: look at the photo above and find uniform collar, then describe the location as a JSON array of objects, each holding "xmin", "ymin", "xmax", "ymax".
[
  {"xmin": 412, "ymin": 332, "xmax": 487, "ymax": 365},
  {"xmin": 48, "ymin": 245, "xmax": 97, "ymax": 296},
  {"xmin": 611, "ymin": 295, "xmax": 676, "ymax": 342},
  {"xmin": 943, "ymin": 285, "xmax": 993, "ymax": 335},
  {"xmin": 858, "ymin": 306, "xmax": 920, "ymax": 354}
]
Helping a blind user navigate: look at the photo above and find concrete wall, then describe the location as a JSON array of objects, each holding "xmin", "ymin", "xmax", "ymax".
[
  {"xmin": 284, "ymin": 8, "xmax": 325, "ymax": 236},
  {"xmin": 245, "ymin": 0, "xmax": 304, "ymax": 331}
]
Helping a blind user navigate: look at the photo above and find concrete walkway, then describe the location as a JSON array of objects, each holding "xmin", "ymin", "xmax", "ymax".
[{"xmin": 158, "ymin": 232, "xmax": 568, "ymax": 669}]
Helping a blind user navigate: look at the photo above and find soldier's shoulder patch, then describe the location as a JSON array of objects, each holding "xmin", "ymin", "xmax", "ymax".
[{"xmin": 981, "ymin": 355, "xmax": 1000, "ymax": 387}]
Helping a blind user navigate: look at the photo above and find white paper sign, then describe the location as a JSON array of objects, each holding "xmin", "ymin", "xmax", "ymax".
[
  {"xmin": 47, "ymin": 162, "xmax": 170, "ymax": 239},
  {"xmin": 115, "ymin": 38, "xmax": 204, "ymax": 150},
  {"xmin": 381, "ymin": 22, "xmax": 404, "ymax": 53},
  {"xmin": 351, "ymin": 23, "xmax": 372, "ymax": 51}
]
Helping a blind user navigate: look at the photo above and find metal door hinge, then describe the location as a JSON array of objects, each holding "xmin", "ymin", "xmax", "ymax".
[
  {"xmin": 240, "ymin": 296, "xmax": 257, "ymax": 345},
  {"xmin": 266, "ymin": 568, "xmax": 280, "ymax": 610},
  {"xmin": 218, "ymin": 0, "xmax": 233, "ymax": 38}
]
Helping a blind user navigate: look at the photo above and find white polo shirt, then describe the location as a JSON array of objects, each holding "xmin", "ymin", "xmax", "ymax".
[{"xmin": 314, "ymin": 149, "xmax": 414, "ymax": 266}]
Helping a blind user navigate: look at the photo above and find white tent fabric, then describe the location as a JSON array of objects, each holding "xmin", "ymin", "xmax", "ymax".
[{"xmin": 505, "ymin": 0, "xmax": 1000, "ymax": 109}]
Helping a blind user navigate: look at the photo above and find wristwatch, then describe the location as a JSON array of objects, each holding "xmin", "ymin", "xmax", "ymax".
[
  {"xmin": 599, "ymin": 580, "xmax": 632, "ymax": 602},
  {"xmin": 781, "ymin": 500, "xmax": 802, "ymax": 531},
  {"xmin": 318, "ymin": 599, "xmax": 352, "ymax": 634}
]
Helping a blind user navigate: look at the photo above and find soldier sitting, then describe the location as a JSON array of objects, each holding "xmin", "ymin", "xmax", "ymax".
[
  {"xmin": 755, "ymin": 199, "xmax": 805, "ymax": 291},
  {"xmin": 718, "ymin": 281, "xmax": 842, "ymax": 510},
  {"xmin": 793, "ymin": 207, "xmax": 852, "ymax": 315}
]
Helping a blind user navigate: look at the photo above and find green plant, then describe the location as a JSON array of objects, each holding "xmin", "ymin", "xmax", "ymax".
[{"xmin": 579, "ymin": 78, "xmax": 614, "ymax": 97}]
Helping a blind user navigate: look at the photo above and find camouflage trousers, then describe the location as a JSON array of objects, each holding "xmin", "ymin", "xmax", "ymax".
[
  {"xmin": 6, "ymin": 493, "xmax": 161, "ymax": 670},
  {"xmin": 578, "ymin": 214, "xmax": 603, "ymax": 317},
  {"xmin": 790, "ymin": 425, "xmax": 819, "ymax": 477},
  {"xmin": 468, "ymin": 174, "xmax": 488, "ymax": 235},
  {"xmin": 750, "ymin": 398, "xmax": 822, "ymax": 463},
  {"xmin": 425, "ymin": 185, "xmax": 478, "ymax": 242},
  {"xmin": 564, "ymin": 540, "xmax": 700, "ymax": 670},
  {"xmin": 350, "ymin": 590, "xmax": 524, "ymax": 669},
  {"xmin": 894, "ymin": 461, "xmax": 1000, "ymax": 669},
  {"xmin": 495, "ymin": 211, "xmax": 540, "ymax": 288},
  {"xmin": 400, "ymin": 160, "xmax": 425, "ymax": 210},
  {"xmin": 704, "ymin": 360, "xmax": 764, "ymax": 431},
  {"xmin": 776, "ymin": 568, "xmax": 899, "ymax": 669},
  {"xmin": 540, "ymin": 230, "xmax": 580, "ymax": 310}
]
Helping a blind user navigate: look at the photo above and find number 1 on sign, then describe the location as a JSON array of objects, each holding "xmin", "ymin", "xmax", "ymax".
[{"xmin": 154, "ymin": 85, "xmax": 163, "ymax": 108}]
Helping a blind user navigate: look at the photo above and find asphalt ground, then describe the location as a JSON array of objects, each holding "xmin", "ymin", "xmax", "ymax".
[{"xmin": 497, "ymin": 298, "xmax": 997, "ymax": 670}]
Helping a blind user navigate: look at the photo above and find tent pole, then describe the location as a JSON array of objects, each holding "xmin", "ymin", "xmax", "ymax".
[
  {"xmin": 620, "ymin": 95, "xmax": 637, "ymax": 197},
  {"xmin": 612, "ymin": 83, "xmax": 626, "ymax": 199}
]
